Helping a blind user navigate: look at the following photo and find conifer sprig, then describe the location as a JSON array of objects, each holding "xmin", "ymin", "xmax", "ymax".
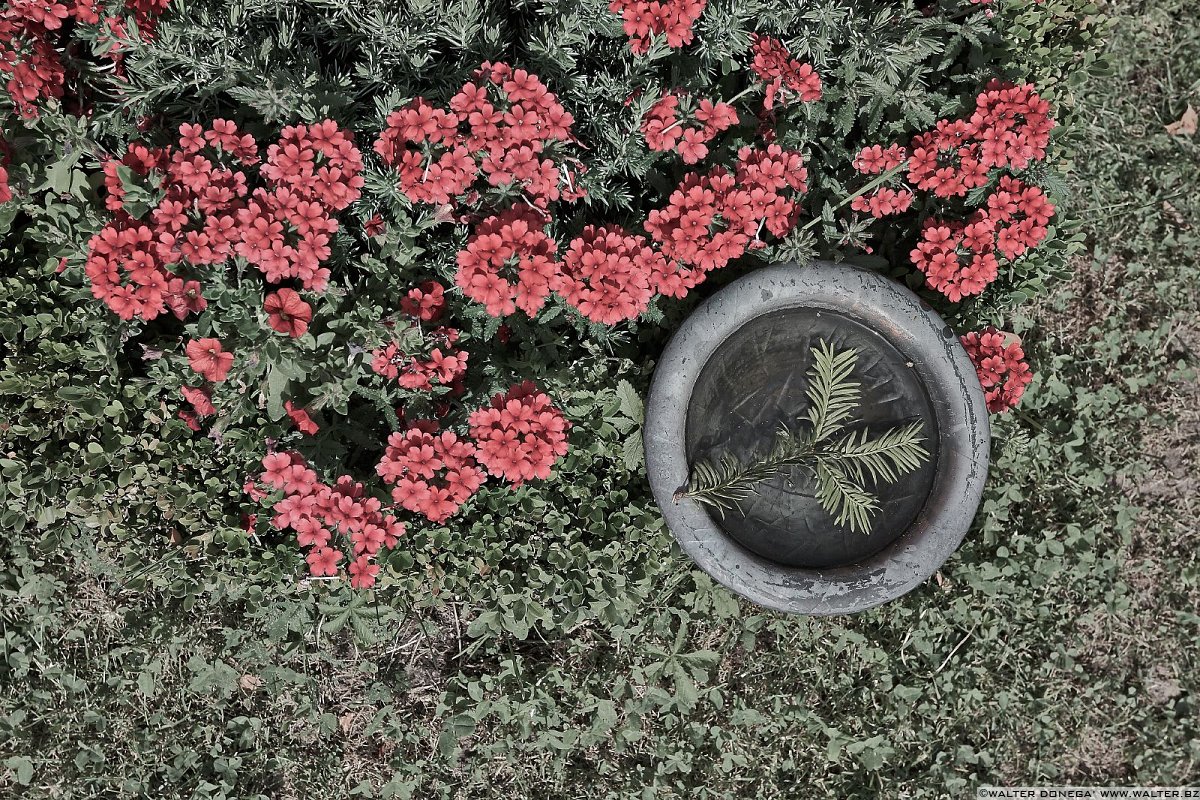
[{"xmin": 680, "ymin": 342, "xmax": 930, "ymax": 534}]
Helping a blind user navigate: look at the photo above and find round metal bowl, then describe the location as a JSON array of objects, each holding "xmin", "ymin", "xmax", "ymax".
[{"xmin": 643, "ymin": 261, "xmax": 989, "ymax": 615}]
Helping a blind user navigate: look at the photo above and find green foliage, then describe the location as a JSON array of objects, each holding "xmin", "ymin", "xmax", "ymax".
[{"xmin": 5, "ymin": 0, "xmax": 1192, "ymax": 798}]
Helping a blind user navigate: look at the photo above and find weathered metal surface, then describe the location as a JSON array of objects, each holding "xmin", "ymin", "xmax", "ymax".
[{"xmin": 643, "ymin": 262, "xmax": 990, "ymax": 615}]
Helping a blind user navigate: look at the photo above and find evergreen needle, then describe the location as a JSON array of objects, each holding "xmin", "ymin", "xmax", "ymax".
[{"xmin": 682, "ymin": 341, "xmax": 931, "ymax": 534}]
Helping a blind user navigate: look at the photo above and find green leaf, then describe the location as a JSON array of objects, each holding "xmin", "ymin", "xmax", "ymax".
[
  {"xmin": 265, "ymin": 365, "xmax": 288, "ymax": 421},
  {"xmin": 622, "ymin": 434, "xmax": 644, "ymax": 471},
  {"xmin": 136, "ymin": 670, "xmax": 158, "ymax": 697},
  {"xmin": 39, "ymin": 150, "xmax": 82, "ymax": 194},
  {"xmin": 805, "ymin": 341, "xmax": 862, "ymax": 443},
  {"xmin": 615, "ymin": 380, "xmax": 644, "ymax": 424},
  {"xmin": 5, "ymin": 756, "xmax": 33, "ymax": 785},
  {"xmin": 813, "ymin": 460, "xmax": 878, "ymax": 535},
  {"xmin": 831, "ymin": 421, "xmax": 929, "ymax": 485},
  {"xmin": 0, "ymin": 202, "xmax": 18, "ymax": 236}
]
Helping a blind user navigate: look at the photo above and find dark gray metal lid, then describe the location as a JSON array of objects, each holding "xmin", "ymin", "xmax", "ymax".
[{"xmin": 643, "ymin": 261, "xmax": 990, "ymax": 615}]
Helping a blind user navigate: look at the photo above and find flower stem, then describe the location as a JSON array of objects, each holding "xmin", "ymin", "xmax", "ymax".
[{"xmin": 800, "ymin": 160, "xmax": 909, "ymax": 233}]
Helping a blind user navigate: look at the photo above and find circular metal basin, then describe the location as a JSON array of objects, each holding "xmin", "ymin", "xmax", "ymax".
[{"xmin": 644, "ymin": 261, "xmax": 989, "ymax": 615}]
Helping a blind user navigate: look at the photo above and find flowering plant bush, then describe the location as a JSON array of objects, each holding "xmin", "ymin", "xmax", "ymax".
[{"xmin": 1, "ymin": 0, "xmax": 1103, "ymax": 593}]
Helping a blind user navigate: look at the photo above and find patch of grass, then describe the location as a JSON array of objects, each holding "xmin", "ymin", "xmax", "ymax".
[{"xmin": 2, "ymin": 1, "xmax": 1199, "ymax": 797}]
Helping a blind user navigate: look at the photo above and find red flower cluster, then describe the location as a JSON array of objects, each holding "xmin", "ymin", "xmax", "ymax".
[
  {"xmin": 375, "ymin": 62, "xmax": 584, "ymax": 209},
  {"xmin": 850, "ymin": 187, "xmax": 915, "ymax": 218},
  {"xmin": 906, "ymin": 83, "xmax": 1054, "ymax": 198},
  {"xmin": 849, "ymin": 84, "xmax": 1057, "ymax": 303},
  {"xmin": 85, "ymin": 221, "xmax": 173, "ymax": 320},
  {"xmin": 370, "ymin": 326, "xmax": 468, "ymax": 392},
  {"xmin": 608, "ymin": 0, "xmax": 707, "ymax": 55},
  {"xmin": 749, "ymin": 35, "xmax": 823, "ymax": 109},
  {"xmin": 426, "ymin": 51, "xmax": 816, "ymax": 323},
  {"xmin": 86, "ymin": 119, "xmax": 361, "ymax": 332},
  {"xmin": 908, "ymin": 178, "xmax": 1054, "ymax": 302},
  {"xmin": 458, "ymin": 207, "xmax": 685, "ymax": 325},
  {"xmin": 853, "ymin": 144, "xmax": 906, "ymax": 175},
  {"xmin": 258, "ymin": 451, "xmax": 406, "ymax": 587},
  {"xmin": 849, "ymin": 145, "xmax": 915, "ymax": 219},
  {"xmin": 558, "ymin": 225, "xmax": 669, "ymax": 325},
  {"xmin": 971, "ymin": 83, "xmax": 1053, "ymax": 170},
  {"xmin": 986, "ymin": 175, "xmax": 1056, "ymax": 260},
  {"xmin": 910, "ymin": 215, "xmax": 999, "ymax": 302},
  {"xmin": 1, "ymin": 0, "xmax": 84, "ymax": 114},
  {"xmin": 645, "ymin": 144, "xmax": 808, "ymax": 293},
  {"xmin": 376, "ymin": 420, "xmax": 484, "ymax": 523},
  {"xmin": 0, "ymin": 0, "xmax": 161, "ymax": 116},
  {"xmin": 908, "ymin": 119, "xmax": 990, "ymax": 199},
  {"xmin": 961, "ymin": 327, "xmax": 1033, "ymax": 413},
  {"xmin": 260, "ymin": 120, "xmax": 363, "ymax": 211},
  {"xmin": 468, "ymin": 381, "xmax": 569, "ymax": 485},
  {"xmin": 456, "ymin": 205, "xmax": 559, "ymax": 317},
  {"xmin": 641, "ymin": 92, "xmax": 738, "ymax": 164},
  {"xmin": 401, "ymin": 280, "xmax": 447, "ymax": 322}
]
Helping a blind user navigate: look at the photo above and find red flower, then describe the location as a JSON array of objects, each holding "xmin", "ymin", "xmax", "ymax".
[
  {"xmin": 164, "ymin": 278, "xmax": 207, "ymax": 320},
  {"xmin": 677, "ymin": 128, "xmax": 709, "ymax": 164},
  {"xmin": 0, "ymin": 0, "xmax": 165, "ymax": 116},
  {"xmin": 285, "ymin": 400, "xmax": 319, "ymax": 435},
  {"xmin": 260, "ymin": 451, "xmax": 319, "ymax": 496},
  {"xmin": 364, "ymin": 213, "xmax": 386, "ymax": 237},
  {"xmin": 264, "ymin": 288, "xmax": 313, "ymax": 337},
  {"xmin": 185, "ymin": 338, "xmax": 233, "ymax": 383},
  {"xmin": 750, "ymin": 35, "xmax": 822, "ymax": 109},
  {"xmin": 608, "ymin": 0, "xmax": 707, "ymax": 54},
  {"xmin": 349, "ymin": 555, "xmax": 380, "ymax": 588},
  {"xmin": 907, "ymin": 124, "xmax": 988, "ymax": 199},
  {"xmin": 557, "ymin": 225, "xmax": 663, "ymax": 324},
  {"xmin": 456, "ymin": 205, "xmax": 559, "ymax": 317},
  {"xmin": 306, "ymin": 546, "xmax": 343, "ymax": 577},
  {"xmin": 468, "ymin": 381, "xmax": 569, "ymax": 485},
  {"xmin": 400, "ymin": 281, "xmax": 447, "ymax": 322},
  {"xmin": 961, "ymin": 327, "xmax": 1033, "ymax": 413},
  {"xmin": 181, "ymin": 384, "xmax": 215, "ymax": 417},
  {"xmin": 695, "ymin": 98, "xmax": 738, "ymax": 136}
]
